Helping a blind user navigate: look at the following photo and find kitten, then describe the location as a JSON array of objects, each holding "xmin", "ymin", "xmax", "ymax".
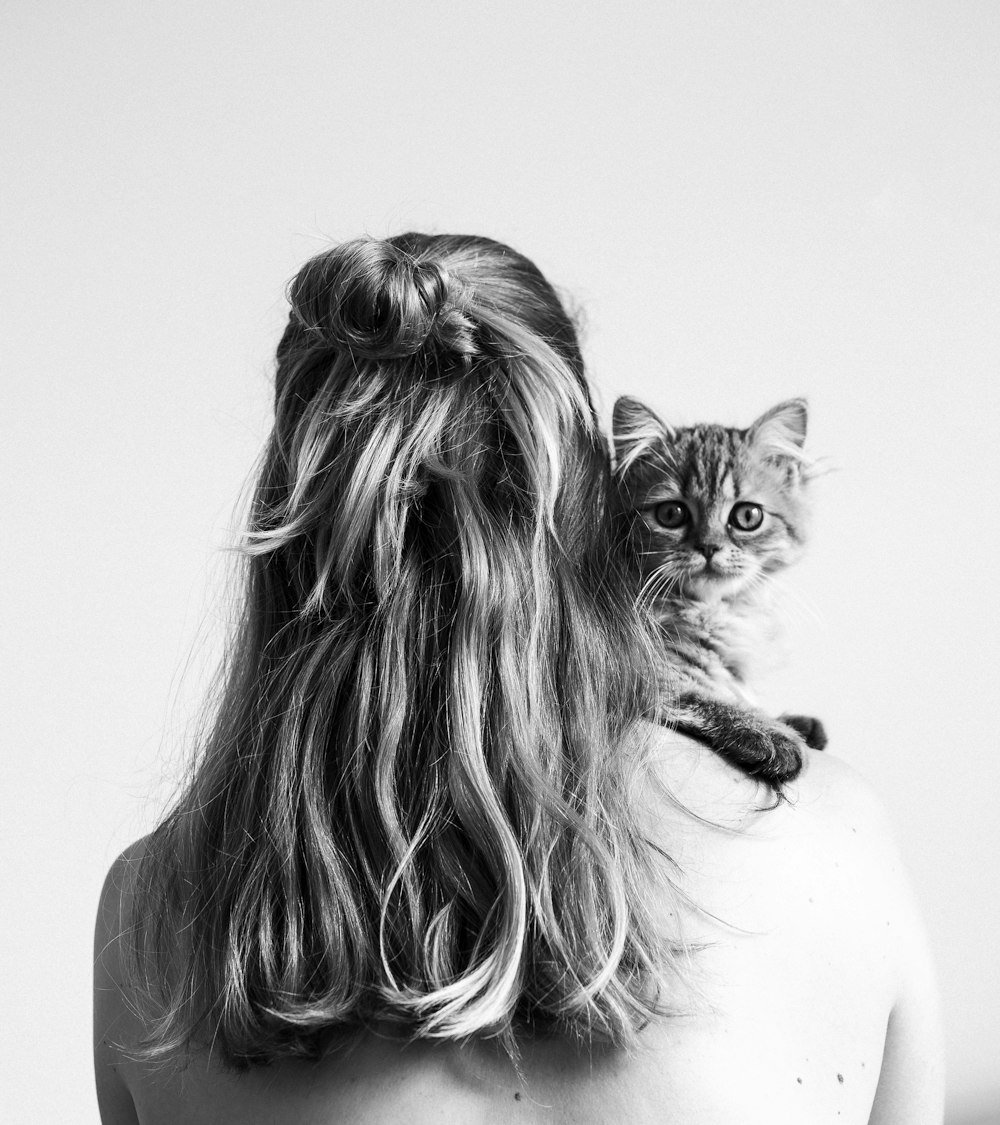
[{"xmin": 613, "ymin": 396, "xmax": 826, "ymax": 787}]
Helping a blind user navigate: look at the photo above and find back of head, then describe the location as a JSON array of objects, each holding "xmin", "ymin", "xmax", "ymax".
[{"xmin": 130, "ymin": 234, "xmax": 666, "ymax": 1066}]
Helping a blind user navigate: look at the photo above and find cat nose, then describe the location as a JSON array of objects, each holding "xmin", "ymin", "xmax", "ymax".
[{"xmin": 698, "ymin": 544, "xmax": 721, "ymax": 560}]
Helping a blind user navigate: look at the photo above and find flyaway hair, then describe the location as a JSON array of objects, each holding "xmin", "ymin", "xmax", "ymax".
[{"xmin": 125, "ymin": 234, "xmax": 677, "ymax": 1066}]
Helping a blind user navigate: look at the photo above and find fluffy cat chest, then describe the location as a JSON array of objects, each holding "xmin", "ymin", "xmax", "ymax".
[{"xmin": 655, "ymin": 600, "xmax": 767, "ymax": 700}]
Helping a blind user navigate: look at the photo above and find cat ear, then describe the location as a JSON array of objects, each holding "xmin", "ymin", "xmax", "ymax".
[
  {"xmin": 612, "ymin": 396, "xmax": 674, "ymax": 476},
  {"xmin": 747, "ymin": 398, "xmax": 808, "ymax": 461}
]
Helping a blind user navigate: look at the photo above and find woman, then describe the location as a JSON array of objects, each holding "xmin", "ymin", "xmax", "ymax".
[{"xmin": 94, "ymin": 233, "xmax": 943, "ymax": 1123}]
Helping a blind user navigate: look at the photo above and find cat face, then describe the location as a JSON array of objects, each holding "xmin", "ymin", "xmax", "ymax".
[{"xmin": 613, "ymin": 398, "xmax": 811, "ymax": 603}]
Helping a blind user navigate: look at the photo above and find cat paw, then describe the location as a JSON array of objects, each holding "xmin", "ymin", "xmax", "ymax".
[
  {"xmin": 748, "ymin": 726, "xmax": 804, "ymax": 784},
  {"xmin": 779, "ymin": 713, "xmax": 828, "ymax": 751},
  {"xmin": 672, "ymin": 695, "xmax": 807, "ymax": 787},
  {"xmin": 709, "ymin": 723, "xmax": 805, "ymax": 786}
]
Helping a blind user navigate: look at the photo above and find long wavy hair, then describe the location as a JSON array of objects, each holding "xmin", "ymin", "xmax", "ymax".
[{"xmin": 127, "ymin": 233, "xmax": 674, "ymax": 1066}]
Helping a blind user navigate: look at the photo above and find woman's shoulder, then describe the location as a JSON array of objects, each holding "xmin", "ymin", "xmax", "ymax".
[
  {"xmin": 640, "ymin": 721, "xmax": 897, "ymax": 846},
  {"xmin": 632, "ymin": 729, "xmax": 943, "ymax": 1122},
  {"xmin": 780, "ymin": 745, "xmax": 922, "ymax": 943},
  {"xmin": 638, "ymin": 725, "xmax": 921, "ymax": 980},
  {"xmin": 786, "ymin": 749, "xmax": 944, "ymax": 1121},
  {"xmin": 789, "ymin": 741, "xmax": 895, "ymax": 830},
  {"xmin": 94, "ymin": 837, "xmax": 153, "ymax": 1125},
  {"xmin": 95, "ymin": 835, "xmax": 156, "ymax": 1029},
  {"xmin": 95, "ymin": 836, "xmax": 150, "ymax": 970}
]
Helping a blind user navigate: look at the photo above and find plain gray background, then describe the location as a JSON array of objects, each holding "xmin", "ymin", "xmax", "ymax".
[{"xmin": 4, "ymin": 1, "xmax": 998, "ymax": 1120}]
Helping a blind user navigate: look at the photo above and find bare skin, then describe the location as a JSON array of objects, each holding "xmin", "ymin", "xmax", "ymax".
[{"xmin": 94, "ymin": 731, "xmax": 944, "ymax": 1124}]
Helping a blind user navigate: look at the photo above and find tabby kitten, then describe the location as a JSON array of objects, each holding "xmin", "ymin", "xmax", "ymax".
[{"xmin": 613, "ymin": 396, "xmax": 826, "ymax": 787}]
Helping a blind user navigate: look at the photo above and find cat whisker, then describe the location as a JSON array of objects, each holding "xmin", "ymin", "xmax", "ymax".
[{"xmin": 638, "ymin": 566, "xmax": 680, "ymax": 608}]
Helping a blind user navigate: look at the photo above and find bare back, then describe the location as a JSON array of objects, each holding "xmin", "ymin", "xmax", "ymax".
[{"xmin": 94, "ymin": 732, "xmax": 943, "ymax": 1124}]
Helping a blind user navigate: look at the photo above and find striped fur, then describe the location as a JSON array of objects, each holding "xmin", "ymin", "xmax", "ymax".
[{"xmin": 613, "ymin": 396, "xmax": 825, "ymax": 789}]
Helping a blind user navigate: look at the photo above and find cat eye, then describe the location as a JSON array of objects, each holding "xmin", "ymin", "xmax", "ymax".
[
  {"xmin": 729, "ymin": 502, "xmax": 764, "ymax": 531},
  {"xmin": 652, "ymin": 501, "xmax": 690, "ymax": 529}
]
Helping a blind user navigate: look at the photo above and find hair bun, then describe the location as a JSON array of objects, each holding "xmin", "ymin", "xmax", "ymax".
[{"xmin": 288, "ymin": 237, "xmax": 477, "ymax": 362}]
